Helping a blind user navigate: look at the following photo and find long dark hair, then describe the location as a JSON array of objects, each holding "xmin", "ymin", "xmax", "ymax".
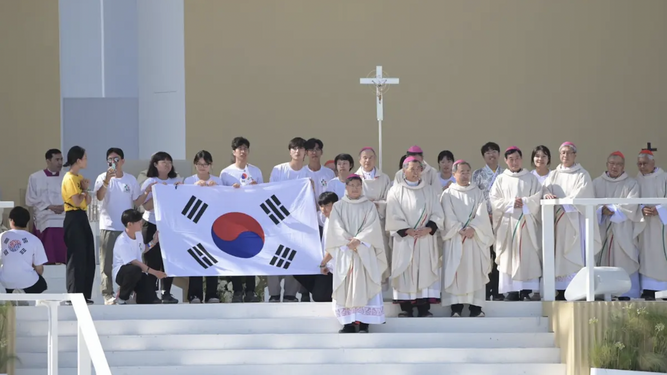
[
  {"xmin": 63, "ymin": 146, "xmax": 86, "ymax": 168},
  {"xmin": 147, "ymin": 151, "xmax": 177, "ymax": 178}
]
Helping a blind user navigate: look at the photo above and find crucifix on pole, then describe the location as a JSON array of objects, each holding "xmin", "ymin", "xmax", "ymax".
[
  {"xmin": 360, "ymin": 66, "xmax": 399, "ymax": 172},
  {"xmin": 643, "ymin": 142, "xmax": 658, "ymax": 152}
]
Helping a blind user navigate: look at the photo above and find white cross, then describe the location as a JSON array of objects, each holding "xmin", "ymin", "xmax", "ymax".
[{"xmin": 360, "ymin": 66, "xmax": 399, "ymax": 172}]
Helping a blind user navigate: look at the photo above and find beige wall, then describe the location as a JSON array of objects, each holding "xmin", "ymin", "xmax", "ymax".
[
  {"xmin": 185, "ymin": 0, "xmax": 667, "ymax": 179},
  {"xmin": 0, "ymin": 2, "xmax": 61, "ymax": 209}
]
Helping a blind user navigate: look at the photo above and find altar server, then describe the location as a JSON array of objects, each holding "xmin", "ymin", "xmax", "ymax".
[
  {"xmin": 489, "ymin": 147, "xmax": 542, "ymax": 301},
  {"xmin": 393, "ymin": 146, "xmax": 440, "ymax": 187},
  {"xmin": 325, "ymin": 175, "xmax": 387, "ymax": 333},
  {"xmin": 25, "ymin": 149, "xmax": 66, "ymax": 264},
  {"xmin": 386, "ymin": 156, "xmax": 444, "ymax": 317},
  {"xmin": 593, "ymin": 151, "xmax": 643, "ymax": 299}
]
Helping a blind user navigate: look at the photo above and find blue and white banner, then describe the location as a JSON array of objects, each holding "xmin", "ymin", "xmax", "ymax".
[{"xmin": 152, "ymin": 179, "xmax": 321, "ymax": 276}]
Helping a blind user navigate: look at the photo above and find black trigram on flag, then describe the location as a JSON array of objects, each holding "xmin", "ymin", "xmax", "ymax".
[
  {"xmin": 260, "ymin": 195, "xmax": 290, "ymax": 225},
  {"xmin": 187, "ymin": 243, "xmax": 218, "ymax": 269},
  {"xmin": 181, "ymin": 195, "xmax": 208, "ymax": 224},
  {"xmin": 269, "ymin": 245, "xmax": 297, "ymax": 269}
]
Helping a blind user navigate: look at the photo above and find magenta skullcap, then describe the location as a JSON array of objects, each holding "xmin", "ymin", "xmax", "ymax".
[
  {"xmin": 560, "ymin": 142, "xmax": 577, "ymax": 152},
  {"xmin": 453, "ymin": 159, "xmax": 466, "ymax": 165},
  {"xmin": 407, "ymin": 145, "xmax": 423, "ymax": 153},
  {"xmin": 505, "ymin": 146, "xmax": 520, "ymax": 152}
]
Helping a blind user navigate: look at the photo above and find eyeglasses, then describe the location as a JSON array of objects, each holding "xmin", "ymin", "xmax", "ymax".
[
  {"xmin": 196, "ymin": 163, "xmax": 211, "ymax": 167},
  {"xmin": 107, "ymin": 157, "xmax": 120, "ymax": 163}
]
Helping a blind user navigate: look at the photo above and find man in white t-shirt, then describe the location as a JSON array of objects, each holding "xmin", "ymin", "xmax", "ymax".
[
  {"xmin": 220, "ymin": 137, "xmax": 263, "ymax": 303},
  {"xmin": 268, "ymin": 137, "xmax": 310, "ymax": 302},
  {"xmin": 0, "ymin": 207, "xmax": 49, "ymax": 294},
  {"xmin": 94, "ymin": 148, "xmax": 155, "ymax": 305},
  {"xmin": 112, "ymin": 209, "xmax": 165, "ymax": 304}
]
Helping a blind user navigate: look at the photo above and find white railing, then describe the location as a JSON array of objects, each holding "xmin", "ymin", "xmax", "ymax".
[
  {"xmin": 541, "ymin": 198, "xmax": 667, "ymax": 302},
  {"xmin": 0, "ymin": 293, "xmax": 111, "ymax": 375}
]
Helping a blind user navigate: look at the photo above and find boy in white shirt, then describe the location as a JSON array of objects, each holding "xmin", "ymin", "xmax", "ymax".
[
  {"xmin": 0, "ymin": 207, "xmax": 49, "ymax": 294},
  {"xmin": 112, "ymin": 209, "xmax": 165, "ymax": 304}
]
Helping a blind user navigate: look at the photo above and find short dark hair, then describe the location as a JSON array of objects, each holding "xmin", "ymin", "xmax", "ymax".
[
  {"xmin": 9, "ymin": 206, "xmax": 30, "ymax": 228},
  {"xmin": 531, "ymin": 145, "xmax": 552, "ymax": 167},
  {"xmin": 437, "ymin": 150, "xmax": 454, "ymax": 163},
  {"xmin": 305, "ymin": 138, "xmax": 324, "ymax": 151},
  {"xmin": 193, "ymin": 150, "xmax": 213, "ymax": 165},
  {"xmin": 288, "ymin": 137, "xmax": 306, "ymax": 150},
  {"xmin": 345, "ymin": 174, "xmax": 362, "ymax": 185},
  {"xmin": 45, "ymin": 149, "xmax": 61, "ymax": 160},
  {"xmin": 334, "ymin": 153, "xmax": 354, "ymax": 169},
  {"xmin": 106, "ymin": 147, "xmax": 125, "ymax": 159},
  {"xmin": 121, "ymin": 209, "xmax": 143, "ymax": 227},
  {"xmin": 504, "ymin": 148, "xmax": 522, "ymax": 159},
  {"xmin": 231, "ymin": 137, "xmax": 250, "ymax": 150},
  {"xmin": 398, "ymin": 155, "xmax": 408, "ymax": 171},
  {"xmin": 63, "ymin": 146, "xmax": 86, "ymax": 167},
  {"xmin": 481, "ymin": 142, "xmax": 500, "ymax": 156},
  {"xmin": 318, "ymin": 191, "xmax": 339, "ymax": 206},
  {"xmin": 147, "ymin": 151, "xmax": 177, "ymax": 178}
]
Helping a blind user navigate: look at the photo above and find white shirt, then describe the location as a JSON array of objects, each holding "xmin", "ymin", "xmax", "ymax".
[
  {"xmin": 439, "ymin": 175, "xmax": 457, "ymax": 188},
  {"xmin": 25, "ymin": 169, "xmax": 65, "ymax": 231},
  {"xmin": 0, "ymin": 229, "xmax": 48, "ymax": 290},
  {"xmin": 325, "ymin": 178, "xmax": 346, "ymax": 199},
  {"xmin": 141, "ymin": 177, "xmax": 183, "ymax": 224},
  {"xmin": 183, "ymin": 174, "xmax": 223, "ymax": 186},
  {"xmin": 531, "ymin": 169, "xmax": 551, "ymax": 185},
  {"xmin": 307, "ymin": 166, "xmax": 335, "ymax": 200},
  {"xmin": 321, "ymin": 219, "xmax": 334, "ymax": 273},
  {"xmin": 94, "ymin": 173, "xmax": 141, "ymax": 231},
  {"xmin": 220, "ymin": 164, "xmax": 264, "ymax": 186},
  {"xmin": 112, "ymin": 231, "xmax": 145, "ymax": 282},
  {"xmin": 269, "ymin": 162, "xmax": 311, "ymax": 183}
]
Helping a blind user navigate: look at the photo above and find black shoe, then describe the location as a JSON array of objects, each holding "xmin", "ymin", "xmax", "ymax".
[
  {"xmin": 506, "ymin": 292, "xmax": 520, "ymax": 301},
  {"xmin": 493, "ymin": 294, "xmax": 505, "ymax": 301},
  {"xmin": 86, "ymin": 299, "xmax": 94, "ymax": 305},
  {"xmin": 617, "ymin": 296, "xmax": 631, "ymax": 301},
  {"xmin": 469, "ymin": 310, "xmax": 486, "ymax": 317},
  {"xmin": 161, "ymin": 293, "xmax": 178, "ymax": 304},
  {"xmin": 283, "ymin": 295, "xmax": 298, "ymax": 302},
  {"xmin": 338, "ymin": 323, "xmax": 357, "ymax": 333},
  {"xmin": 301, "ymin": 294, "xmax": 311, "ymax": 302},
  {"xmin": 244, "ymin": 292, "xmax": 260, "ymax": 302},
  {"xmin": 269, "ymin": 295, "xmax": 281, "ymax": 302},
  {"xmin": 232, "ymin": 292, "xmax": 244, "ymax": 303},
  {"xmin": 358, "ymin": 323, "xmax": 369, "ymax": 333}
]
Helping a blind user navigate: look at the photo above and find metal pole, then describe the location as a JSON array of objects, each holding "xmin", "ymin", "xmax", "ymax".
[
  {"xmin": 585, "ymin": 205, "xmax": 596, "ymax": 301},
  {"xmin": 541, "ymin": 203, "xmax": 555, "ymax": 301},
  {"xmin": 44, "ymin": 301, "xmax": 60, "ymax": 375},
  {"xmin": 378, "ymin": 119, "xmax": 383, "ymax": 172}
]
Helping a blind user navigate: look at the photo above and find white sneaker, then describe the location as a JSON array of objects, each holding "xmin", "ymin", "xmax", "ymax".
[
  {"xmin": 190, "ymin": 297, "xmax": 201, "ymax": 304},
  {"xmin": 117, "ymin": 299, "xmax": 127, "ymax": 305},
  {"xmin": 104, "ymin": 297, "xmax": 117, "ymax": 305},
  {"xmin": 206, "ymin": 298, "xmax": 220, "ymax": 303}
]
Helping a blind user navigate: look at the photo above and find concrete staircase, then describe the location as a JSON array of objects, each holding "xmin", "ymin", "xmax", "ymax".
[{"xmin": 14, "ymin": 301, "xmax": 565, "ymax": 375}]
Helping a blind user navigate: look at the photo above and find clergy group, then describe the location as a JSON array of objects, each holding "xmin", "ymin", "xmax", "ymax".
[{"xmin": 2, "ymin": 137, "xmax": 666, "ymax": 333}]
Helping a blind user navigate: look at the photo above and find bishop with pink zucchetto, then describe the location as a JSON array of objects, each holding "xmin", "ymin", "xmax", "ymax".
[{"xmin": 393, "ymin": 146, "xmax": 440, "ymax": 187}]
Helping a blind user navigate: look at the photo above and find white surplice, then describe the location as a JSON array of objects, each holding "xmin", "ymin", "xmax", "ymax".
[
  {"xmin": 393, "ymin": 162, "xmax": 440, "ymax": 187},
  {"xmin": 325, "ymin": 195, "xmax": 388, "ymax": 325},
  {"xmin": 386, "ymin": 175, "xmax": 444, "ymax": 301},
  {"xmin": 543, "ymin": 163, "xmax": 601, "ymax": 289},
  {"xmin": 593, "ymin": 172, "xmax": 643, "ymax": 298},
  {"xmin": 441, "ymin": 183, "xmax": 494, "ymax": 307},
  {"xmin": 489, "ymin": 169, "xmax": 542, "ymax": 294},
  {"xmin": 25, "ymin": 169, "xmax": 65, "ymax": 232},
  {"xmin": 635, "ymin": 167, "xmax": 667, "ymax": 292}
]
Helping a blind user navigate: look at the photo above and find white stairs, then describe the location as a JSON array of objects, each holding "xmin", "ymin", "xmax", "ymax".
[{"xmin": 14, "ymin": 301, "xmax": 565, "ymax": 375}]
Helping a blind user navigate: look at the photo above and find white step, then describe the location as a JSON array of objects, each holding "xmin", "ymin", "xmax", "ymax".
[
  {"xmin": 15, "ymin": 363, "xmax": 567, "ymax": 375},
  {"xmin": 16, "ymin": 332, "xmax": 556, "ymax": 352},
  {"xmin": 16, "ymin": 317, "xmax": 549, "ymax": 336}
]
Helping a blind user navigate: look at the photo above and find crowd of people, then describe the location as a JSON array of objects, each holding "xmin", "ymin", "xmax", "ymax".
[{"xmin": 0, "ymin": 137, "xmax": 665, "ymax": 333}]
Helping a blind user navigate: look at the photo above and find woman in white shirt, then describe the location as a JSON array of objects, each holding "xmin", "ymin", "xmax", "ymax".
[
  {"xmin": 531, "ymin": 145, "xmax": 552, "ymax": 185},
  {"xmin": 326, "ymin": 153, "xmax": 354, "ymax": 198},
  {"xmin": 141, "ymin": 151, "xmax": 183, "ymax": 304},
  {"xmin": 184, "ymin": 150, "xmax": 221, "ymax": 303}
]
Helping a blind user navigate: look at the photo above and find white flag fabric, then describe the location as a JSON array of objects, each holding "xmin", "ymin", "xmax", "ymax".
[{"xmin": 152, "ymin": 179, "xmax": 321, "ymax": 276}]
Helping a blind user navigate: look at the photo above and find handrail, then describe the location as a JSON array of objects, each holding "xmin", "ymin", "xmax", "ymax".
[
  {"xmin": 540, "ymin": 197, "xmax": 667, "ymax": 302},
  {"xmin": 0, "ymin": 293, "xmax": 111, "ymax": 375}
]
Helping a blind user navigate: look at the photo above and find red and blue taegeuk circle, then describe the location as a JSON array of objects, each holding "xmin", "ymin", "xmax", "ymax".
[{"xmin": 211, "ymin": 213, "xmax": 265, "ymax": 259}]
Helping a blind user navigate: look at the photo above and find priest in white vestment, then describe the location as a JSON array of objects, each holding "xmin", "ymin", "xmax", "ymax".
[
  {"xmin": 386, "ymin": 157, "xmax": 444, "ymax": 317},
  {"xmin": 635, "ymin": 149, "xmax": 667, "ymax": 299},
  {"xmin": 489, "ymin": 147, "xmax": 542, "ymax": 301},
  {"xmin": 543, "ymin": 142, "xmax": 601, "ymax": 300},
  {"xmin": 25, "ymin": 149, "xmax": 67, "ymax": 264},
  {"xmin": 441, "ymin": 160, "xmax": 494, "ymax": 317},
  {"xmin": 325, "ymin": 175, "xmax": 388, "ymax": 333},
  {"xmin": 355, "ymin": 147, "xmax": 392, "ymax": 284},
  {"xmin": 592, "ymin": 151, "xmax": 643, "ymax": 299},
  {"xmin": 393, "ymin": 146, "xmax": 440, "ymax": 187}
]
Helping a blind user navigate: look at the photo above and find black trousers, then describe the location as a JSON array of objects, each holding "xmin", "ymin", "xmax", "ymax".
[
  {"xmin": 115, "ymin": 264, "xmax": 157, "ymax": 304},
  {"xmin": 5, "ymin": 274, "xmax": 48, "ymax": 294},
  {"xmin": 230, "ymin": 276, "xmax": 256, "ymax": 294},
  {"xmin": 189, "ymin": 276, "xmax": 220, "ymax": 300},
  {"xmin": 64, "ymin": 210, "xmax": 95, "ymax": 299},
  {"xmin": 293, "ymin": 273, "xmax": 333, "ymax": 302},
  {"xmin": 142, "ymin": 222, "xmax": 172, "ymax": 294},
  {"xmin": 486, "ymin": 245, "xmax": 500, "ymax": 299}
]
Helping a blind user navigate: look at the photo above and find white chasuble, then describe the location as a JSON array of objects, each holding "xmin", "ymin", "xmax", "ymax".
[
  {"xmin": 543, "ymin": 163, "xmax": 601, "ymax": 289},
  {"xmin": 636, "ymin": 168, "xmax": 667, "ymax": 291},
  {"xmin": 386, "ymin": 176, "xmax": 444, "ymax": 301},
  {"xmin": 394, "ymin": 162, "xmax": 440, "ymax": 187},
  {"xmin": 441, "ymin": 183, "xmax": 494, "ymax": 307},
  {"xmin": 325, "ymin": 195, "xmax": 388, "ymax": 325},
  {"xmin": 25, "ymin": 170, "xmax": 65, "ymax": 231},
  {"xmin": 593, "ymin": 172, "xmax": 643, "ymax": 298},
  {"xmin": 489, "ymin": 169, "xmax": 542, "ymax": 293}
]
